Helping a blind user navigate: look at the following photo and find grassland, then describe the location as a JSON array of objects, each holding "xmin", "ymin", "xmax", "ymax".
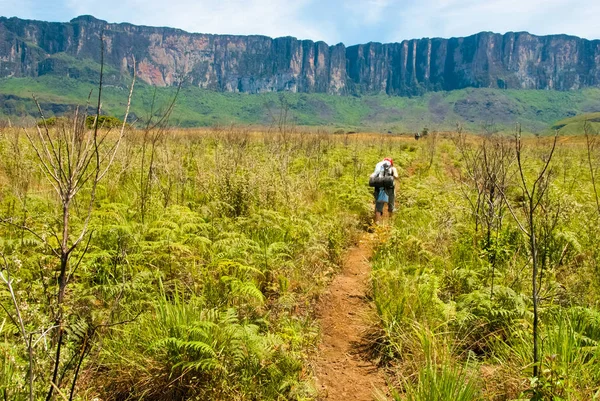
[
  {"xmin": 552, "ymin": 112, "xmax": 600, "ymax": 135},
  {"xmin": 0, "ymin": 120, "xmax": 399, "ymax": 400},
  {"xmin": 2, "ymin": 75, "xmax": 600, "ymax": 133},
  {"xmin": 369, "ymin": 131, "xmax": 600, "ymax": 400},
  {"xmin": 2, "ymin": 114, "xmax": 600, "ymax": 400}
]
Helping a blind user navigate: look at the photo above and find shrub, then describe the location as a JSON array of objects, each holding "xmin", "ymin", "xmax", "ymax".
[
  {"xmin": 36, "ymin": 116, "xmax": 69, "ymax": 127},
  {"xmin": 85, "ymin": 115, "xmax": 124, "ymax": 129}
]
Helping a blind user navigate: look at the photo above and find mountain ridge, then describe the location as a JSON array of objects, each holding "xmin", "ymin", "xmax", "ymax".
[
  {"xmin": 4, "ymin": 15, "xmax": 596, "ymax": 48},
  {"xmin": 1, "ymin": 15, "xmax": 599, "ymax": 96}
]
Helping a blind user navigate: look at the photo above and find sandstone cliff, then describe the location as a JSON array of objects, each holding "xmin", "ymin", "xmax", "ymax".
[{"xmin": 1, "ymin": 15, "xmax": 599, "ymax": 95}]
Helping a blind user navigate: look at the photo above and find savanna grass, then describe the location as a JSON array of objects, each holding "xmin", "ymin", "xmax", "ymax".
[
  {"xmin": 371, "ymin": 134, "xmax": 600, "ymax": 400},
  {"xmin": 0, "ymin": 125, "xmax": 412, "ymax": 400}
]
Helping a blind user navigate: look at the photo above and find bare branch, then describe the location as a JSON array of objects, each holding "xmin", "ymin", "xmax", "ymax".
[
  {"xmin": 0, "ymin": 254, "xmax": 28, "ymax": 348},
  {"xmin": 495, "ymin": 183, "xmax": 530, "ymax": 236},
  {"xmin": 531, "ymin": 131, "xmax": 559, "ymax": 211},
  {"xmin": 515, "ymin": 124, "xmax": 532, "ymax": 201},
  {"xmin": 0, "ymin": 218, "xmax": 60, "ymax": 258},
  {"xmin": 98, "ymin": 57, "xmax": 137, "ymax": 182},
  {"xmin": 23, "ymin": 128, "xmax": 62, "ymax": 195}
]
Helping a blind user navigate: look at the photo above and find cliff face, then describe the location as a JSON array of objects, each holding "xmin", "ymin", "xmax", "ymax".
[{"xmin": 1, "ymin": 15, "xmax": 599, "ymax": 95}]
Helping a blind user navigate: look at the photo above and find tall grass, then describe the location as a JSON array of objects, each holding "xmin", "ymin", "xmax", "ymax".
[
  {"xmin": 370, "ymin": 134, "xmax": 600, "ymax": 400},
  {"xmin": 3, "ymin": 124, "xmax": 600, "ymax": 400},
  {"xmin": 382, "ymin": 326, "xmax": 482, "ymax": 401},
  {"xmin": 0, "ymin": 126, "xmax": 403, "ymax": 400}
]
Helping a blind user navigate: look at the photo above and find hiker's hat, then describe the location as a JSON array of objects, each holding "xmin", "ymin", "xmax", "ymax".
[{"xmin": 384, "ymin": 157, "xmax": 393, "ymax": 166}]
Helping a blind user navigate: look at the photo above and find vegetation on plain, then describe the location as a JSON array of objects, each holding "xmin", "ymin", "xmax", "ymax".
[
  {"xmin": 371, "ymin": 126, "xmax": 600, "ymax": 400},
  {"xmin": 0, "ymin": 118, "xmax": 393, "ymax": 399},
  {"xmin": 2, "ymin": 114, "xmax": 600, "ymax": 399}
]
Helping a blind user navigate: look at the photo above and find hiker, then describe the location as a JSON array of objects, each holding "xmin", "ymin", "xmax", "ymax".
[{"xmin": 369, "ymin": 157, "xmax": 399, "ymax": 222}]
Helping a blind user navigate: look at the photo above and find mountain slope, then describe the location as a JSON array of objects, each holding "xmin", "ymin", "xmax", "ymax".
[
  {"xmin": 2, "ymin": 75, "xmax": 600, "ymax": 132},
  {"xmin": 551, "ymin": 112, "xmax": 600, "ymax": 135}
]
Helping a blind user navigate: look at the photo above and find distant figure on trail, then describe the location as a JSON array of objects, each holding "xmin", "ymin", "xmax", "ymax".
[
  {"xmin": 368, "ymin": 157, "xmax": 399, "ymax": 223},
  {"xmin": 414, "ymin": 131, "xmax": 421, "ymax": 140}
]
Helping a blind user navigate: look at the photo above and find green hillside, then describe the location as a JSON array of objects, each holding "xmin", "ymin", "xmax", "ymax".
[
  {"xmin": 551, "ymin": 112, "xmax": 600, "ymax": 135},
  {"xmin": 1, "ymin": 75, "xmax": 600, "ymax": 133}
]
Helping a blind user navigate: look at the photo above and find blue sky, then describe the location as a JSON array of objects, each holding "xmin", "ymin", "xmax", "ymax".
[{"xmin": 1, "ymin": 0, "xmax": 599, "ymax": 45}]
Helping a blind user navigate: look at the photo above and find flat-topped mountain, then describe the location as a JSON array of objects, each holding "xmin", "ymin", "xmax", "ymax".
[{"xmin": 1, "ymin": 15, "xmax": 599, "ymax": 96}]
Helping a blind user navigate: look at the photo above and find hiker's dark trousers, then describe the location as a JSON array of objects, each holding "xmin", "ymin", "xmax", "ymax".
[{"xmin": 374, "ymin": 186, "xmax": 395, "ymax": 213}]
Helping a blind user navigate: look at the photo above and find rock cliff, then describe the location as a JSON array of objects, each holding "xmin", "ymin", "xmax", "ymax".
[{"xmin": 1, "ymin": 15, "xmax": 599, "ymax": 95}]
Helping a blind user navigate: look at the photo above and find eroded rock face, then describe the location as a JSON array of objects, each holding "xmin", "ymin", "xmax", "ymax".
[{"xmin": 1, "ymin": 15, "xmax": 599, "ymax": 95}]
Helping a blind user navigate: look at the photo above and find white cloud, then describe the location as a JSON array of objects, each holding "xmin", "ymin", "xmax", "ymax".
[
  {"xmin": 4, "ymin": 0, "xmax": 599, "ymax": 45},
  {"xmin": 547, "ymin": 1, "xmax": 600, "ymax": 39},
  {"xmin": 64, "ymin": 0, "xmax": 337, "ymax": 42},
  {"xmin": 363, "ymin": 0, "xmax": 392, "ymax": 24},
  {"xmin": 387, "ymin": 0, "xmax": 600, "ymax": 42}
]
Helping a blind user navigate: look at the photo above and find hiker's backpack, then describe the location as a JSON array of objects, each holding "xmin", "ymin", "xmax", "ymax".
[{"xmin": 368, "ymin": 162, "xmax": 394, "ymax": 188}]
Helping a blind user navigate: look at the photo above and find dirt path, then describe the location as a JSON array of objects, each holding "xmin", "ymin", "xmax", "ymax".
[{"xmin": 314, "ymin": 233, "xmax": 388, "ymax": 401}]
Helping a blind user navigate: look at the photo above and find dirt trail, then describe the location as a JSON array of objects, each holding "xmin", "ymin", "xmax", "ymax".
[{"xmin": 314, "ymin": 232, "xmax": 388, "ymax": 401}]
